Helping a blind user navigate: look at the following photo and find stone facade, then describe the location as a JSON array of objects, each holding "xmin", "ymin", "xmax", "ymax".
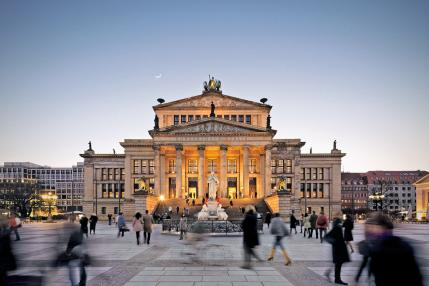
[
  {"xmin": 81, "ymin": 81, "xmax": 345, "ymax": 220},
  {"xmin": 414, "ymin": 174, "xmax": 429, "ymax": 220}
]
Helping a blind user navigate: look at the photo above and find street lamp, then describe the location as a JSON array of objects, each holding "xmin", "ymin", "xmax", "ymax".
[
  {"xmin": 369, "ymin": 192, "xmax": 385, "ymax": 211},
  {"xmin": 42, "ymin": 191, "xmax": 57, "ymax": 222}
]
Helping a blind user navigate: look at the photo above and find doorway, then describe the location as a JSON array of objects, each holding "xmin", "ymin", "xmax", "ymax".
[
  {"xmin": 227, "ymin": 177, "xmax": 237, "ymax": 199},
  {"xmin": 188, "ymin": 178, "xmax": 198, "ymax": 199},
  {"xmin": 168, "ymin": 178, "xmax": 176, "ymax": 198},
  {"xmin": 249, "ymin": 177, "xmax": 257, "ymax": 198}
]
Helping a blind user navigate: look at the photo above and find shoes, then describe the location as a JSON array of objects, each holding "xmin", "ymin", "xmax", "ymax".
[
  {"xmin": 334, "ymin": 280, "xmax": 348, "ymax": 285},
  {"xmin": 267, "ymin": 257, "xmax": 273, "ymax": 261},
  {"xmin": 240, "ymin": 265, "xmax": 252, "ymax": 270}
]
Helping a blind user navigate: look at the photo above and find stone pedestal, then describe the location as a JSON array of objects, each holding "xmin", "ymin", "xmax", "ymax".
[
  {"xmin": 134, "ymin": 191, "xmax": 159, "ymax": 217},
  {"xmin": 264, "ymin": 190, "xmax": 297, "ymax": 221}
]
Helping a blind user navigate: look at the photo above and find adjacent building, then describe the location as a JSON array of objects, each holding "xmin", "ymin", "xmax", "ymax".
[
  {"xmin": 413, "ymin": 174, "xmax": 429, "ymax": 220},
  {"xmin": 341, "ymin": 173, "xmax": 368, "ymax": 213},
  {"xmin": 0, "ymin": 162, "xmax": 84, "ymax": 212},
  {"xmin": 81, "ymin": 79, "xmax": 345, "ymax": 220}
]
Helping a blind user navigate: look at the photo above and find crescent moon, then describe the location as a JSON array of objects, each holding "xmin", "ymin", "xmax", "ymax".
[{"xmin": 155, "ymin": 73, "xmax": 162, "ymax": 79}]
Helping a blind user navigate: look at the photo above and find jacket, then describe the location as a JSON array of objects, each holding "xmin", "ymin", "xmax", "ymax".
[
  {"xmin": 117, "ymin": 215, "xmax": 126, "ymax": 229},
  {"xmin": 142, "ymin": 214, "xmax": 153, "ymax": 233},
  {"xmin": 132, "ymin": 218, "xmax": 143, "ymax": 232},
  {"xmin": 242, "ymin": 213, "xmax": 259, "ymax": 248},
  {"xmin": 316, "ymin": 214, "xmax": 328, "ymax": 229},
  {"xmin": 270, "ymin": 217, "xmax": 288, "ymax": 237},
  {"xmin": 303, "ymin": 217, "xmax": 311, "ymax": 228},
  {"xmin": 309, "ymin": 214, "xmax": 318, "ymax": 228},
  {"xmin": 325, "ymin": 218, "xmax": 349, "ymax": 264}
]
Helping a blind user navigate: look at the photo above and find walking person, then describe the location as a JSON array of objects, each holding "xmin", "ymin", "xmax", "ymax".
[
  {"xmin": 142, "ymin": 210, "xmax": 153, "ymax": 244},
  {"xmin": 117, "ymin": 212, "xmax": 126, "ymax": 238},
  {"xmin": 265, "ymin": 212, "xmax": 272, "ymax": 229},
  {"xmin": 8, "ymin": 213, "xmax": 21, "ymax": 241},
  {"xmin": 107, "ymin": 214, "xmax": 112, "ymax": 226},
  {"xmin": 299, "ymin": 213, "xmax": 304, "ymax": 233},
  {"xmin": 1, "ymin": 215, "xmax": 17, "ymax": 285},
  {"xmin": 179, "ymin": 214, "xmax": 187, "ymax": 240},
  {"xmin": 324, "ymin": 212, "xmax": 349, "ymax": 285},
  {"xmin": 303, "ymin": 213, "xmax": 310, "ymax": 237},
  {"xmin": 79, "ymin": 214, "xmax": 89, "ymax": 238},
  {"xmin": 267, "ymin": 213, "xmax": 292, "ymax": 265},
  {"xmin": 309, "ymin": 211, "xmax": 318, "ymax": 239},
  {"xmin": 132, "ymin": 212, "xmax": 143, "ymax": 245},
  {"xmin": 289, "ymin": 210, "xmax": 298, "ymax": 234},
  {"xmin": 89, "ymin": 213, "xmax": 98, "ymax": 235},
  {"xmin": 241, "ymin": 205, "xmax": 263, "ymax": 269},
  {"xmin": 343, "ymin": 214, "xmax": 354, "ymax": 253},
  {"xmin": 316, "ymin": 211, "xmax": 329, "ymax": 243},
  {"xmin": 176, "ymin": 206, "xmax": 180, "ymax": 215}
]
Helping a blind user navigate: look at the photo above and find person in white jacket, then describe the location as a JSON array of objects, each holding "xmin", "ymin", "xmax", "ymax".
[{"xmin": 267, "ymin": 213, "xmax": 292, "ymax": 266}]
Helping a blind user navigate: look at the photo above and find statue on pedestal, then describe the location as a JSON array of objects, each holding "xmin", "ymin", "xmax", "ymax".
[
  {"xmin": 210, "ymin": 101, "xmax": 216, "ymax": 117},
  {"xmin": 207, "ymin": 172, "xmax": 219, "ymax": 200}
]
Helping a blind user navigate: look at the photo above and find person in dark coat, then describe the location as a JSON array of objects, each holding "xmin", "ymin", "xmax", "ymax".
[
  {"xmin": 309, "ymin": 211, "xmax": 318, "ymax": 238},
  {"xmin": 107, "ymin": 214, "xmax": 112, "ymax": 226},
  {"xmin": 289, "ymin": 210, "xmax": 297, "ymax": 234},
  {"xmin": 324, "ymin": 213, "xmax": 350, "ymax": 285},
  {"xmin": 265, "ymin": 212, "xmax": 272, "ymax": 229},
  {"xmin": 342, "ymin": 214, "xmax": 354, "ymax": 253},
  {"xmin": 242, "ymin": 205, "xmax": 263, "ymax": 269},
  {"xmin": 366, "ymin": 213, "xmax": 423, "ymax": 286},
  {"xmin": 80, "ymin": 214, "xmax": 89, "ymax": 238},
  {"xmin": 0, "ymin": 216, "xmax": 16, "ymax": 285},
  {"xmin": 89, "ymin": 214, "xmax": 98, "ymax": 235}
]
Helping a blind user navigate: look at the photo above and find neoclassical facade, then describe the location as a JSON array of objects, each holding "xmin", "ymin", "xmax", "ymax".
[{"xmin": 81, "ymin": 80, "xmax": 345, "ymax": 219}]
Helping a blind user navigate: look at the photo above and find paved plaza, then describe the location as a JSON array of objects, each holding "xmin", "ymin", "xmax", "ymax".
[{"xmin": 8, "ymin": 222, "xmax": 429, "ymax": 286}]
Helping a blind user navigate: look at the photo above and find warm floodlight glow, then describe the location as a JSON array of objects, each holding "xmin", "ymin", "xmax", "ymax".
[{"xmin": 159, "ymin": 195, "xmax": 165, "ymax": 201}]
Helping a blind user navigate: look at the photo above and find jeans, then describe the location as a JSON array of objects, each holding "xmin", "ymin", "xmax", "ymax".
[
  {"xmin": 12, "ymin": 228, "xmax": 20, "ymax": 240},
  {"xmin": 68, "ymin": 259, "xmax": 86, "ymax": 286},
  {"xmin": 144, "ymin": 232, "xmax": 151, "ymax": 244},
  {"xmin": 117, "ymin": 228, "xmax": 125, "ymax": 237},
  {"xmin": 319, "ymin": 228, "xmax": 327, "ymax": 242}
]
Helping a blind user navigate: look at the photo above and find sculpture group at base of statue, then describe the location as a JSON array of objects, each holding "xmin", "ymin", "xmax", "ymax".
[{"xmin": 197, "ymin": 171, "xmax": 228, "ymax": 220}]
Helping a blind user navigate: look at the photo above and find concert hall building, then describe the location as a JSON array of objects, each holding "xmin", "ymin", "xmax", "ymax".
[{"xmin": 81, "ymin": 79, "xmax": 345, "ymax": 219}]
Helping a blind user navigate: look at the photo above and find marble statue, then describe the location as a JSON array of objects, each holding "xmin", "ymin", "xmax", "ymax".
[{"xmin": 207, "ymin": 172, "xmax": 219, "ymax": 200}]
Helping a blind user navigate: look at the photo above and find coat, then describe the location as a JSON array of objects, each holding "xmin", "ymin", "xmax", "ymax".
[
  {"xmin": 89, "ymin": 215, "xmax": 98, "ymax": 228},
  {"xmin": 316, "ymin": 214, "xmax": 328, "ymax": 229},
  {"xmin": 179, "ymin": 217, "xmax": 187, "ymax": 231},
  {"xmin": 117, "ymin": 215, "xmax": 126, "ymax": 229},
  {"xmin": 290, "ymin": 214, "xmax": 297, "ymax": 228},
  {"xmin": 325, "ymin": 219, "xmax": 350, "ymax": 264},
  {"xmin": 265, "ymin": 213, "xmax": 272, "ymax": 225},
  {"xmin": 80, "ymin": 216, "xmax": 89, "ymax": 232},
  {"xmin": 303, "ymin": 216, "xmax": 311, "ymax": 229},
  {"xmin": 309, "ymin": 214, "xmax": 318, "ymax": 228},
  {"xmin": 0, "ymin": 227, "xmax": 16, "ymax": 276},
  {"xmin": 242, "ymin": 213, "xmax": 259, "ymax": 248},
  {"xmin": 369, "ymin": 235, "xmax": 422, "ymax": 286},
  {"xmin": 270, "ymin": 217, "xmax": 288, "ymax": 237},
  {"xmin": 142, "ymin": 214, "xmax": 153, "ymax": 233},
  {"xmin": 342, "ymin": 218, "xmax": 354, "ymax": 242},
  {"xmin": 132, "ymin": 218, "xmax": 143, "ymax": 232}
]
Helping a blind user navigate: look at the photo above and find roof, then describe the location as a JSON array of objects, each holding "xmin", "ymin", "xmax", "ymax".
[
  {"xmin": 152, "ymin": 91, "xmax": 272, "ymax": 110},
  {"xmin": 414, "ymin": 173, "xmax": 429, "ymax": 185},
  {"xmin": 365, "ymin": 170, "xmax": 428, "ymax": 184}
]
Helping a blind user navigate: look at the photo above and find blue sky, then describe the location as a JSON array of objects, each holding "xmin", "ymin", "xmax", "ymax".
[{"xmin": 0, "ymin": 0, "xmax": 428, "ymax": 171}]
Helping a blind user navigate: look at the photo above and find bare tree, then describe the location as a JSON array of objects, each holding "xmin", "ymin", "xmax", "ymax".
[{"xmin": 0, "ymin": 181, "xmax": 43, "ymax": 217}]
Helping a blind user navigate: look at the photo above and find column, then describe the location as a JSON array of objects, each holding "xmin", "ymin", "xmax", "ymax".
[
  {"xmin": 175, "ymin": 144, "xmax": 183, "ymax": 198},
  {"xmin": 153, "ymin": 145, "xmax": 161, "ymax": 196},
  {"xmin": 260, "ymin": 154, "xmax": 265, "ymax": 199},
  {"xmin": 198, "ymin": 145, "xmax": 205, "ymax": 199},
  {"xmin": 264, "ymin": 145, "xmax": 272, "ymax": 197},
  {"xmin": 219, "ymin": 145, "xmax": 228, "ymax": 198},
  {"xmin": 243, "ymin": 145, "xmax": 249, "ymax": 198},
  {"xmin": 160, "ymin": 154, "xmax": 165, "ymax": 197}
]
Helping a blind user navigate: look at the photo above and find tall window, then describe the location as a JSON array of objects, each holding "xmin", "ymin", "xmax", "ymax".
[
  {"xmin": 181, "ymin": 115, "xmax": 187, "ymax": 124},
  {"xmin": 286, "ymin": 160, "xmax": 292, "ymax": 173},
  {"xmin": 231, "ymin": 115, "xmax": 237, "ymax": 121},
  {"xmin": 277, "ymin": 160, "xmax": 284, "ymax": 174},
  {"xmin": 115, "ymin": 168, "xmax": 120, "ymax": 180},
  {"xmin": 249, "ymin": 159, "xmax": 257, "ymax": 173},
  {"xmin": 318, "ymin": 168, "xmax": 324, "ymax": 180},
  {"xmin": 168, "ymin": 159, "xmax": 176, "ymax": 173},
  {"xmin": 196, "ymin": 115, "xmax": 201, "ymax": 120},
  {"xmin": 149, "ymin": 178, "xmax": 155, "ymax": 191},
  {"xmin": 133, "ymin": 160, "xmax": 140, "ymax": 174},
  {"xmin": 108, "ymin": 168, "xmax": 114, "ymax": 180},
  {"xmin": 306, "ymin": 183, "xmax": 311, "ymax": 198},
  {"xmin": 245, "ymin": 115, "xmax": 251, "ymax": 124},
  {"xmin": 102, "ymin": 168, "xmax": 108, "ymax": 180},
  {"xmin": 174, "ymin": 115, "xmax": 179, "ymax": 125},
  {"xmin": 312, "ymin": 168, "xmax": 317, "ymax": 180},
  {"xmin": 208, "ymin": 159, "xmax": 217, "ymax": 173},
  {"xmin": 188, "ymin": 159, "xmax": 198, "ymax": 174},
  {"xmin": 227, "ymin": 159, "xmax": 237, "ymax": 173},
  {"xmin": 188, "ymin": 115, "xmax": 194, "ymax": 122},
  {"xmin": 300, "ymin": 168, "xmax": 304, "ymax": 180},
  {"xmin": 271, "ymin": 177, "xmax": 277, "ymax": 190},
  {"xmin": 238, "ymin": 115, "xmax": 244, "ymax": 123},
  {"xmin": 108, "ymin": 184, "xmax": 113, "ymax": 198},
  {"xmin": 300, "ymin": 183, "xmax": 305, "ymax": 198},
  {"xmin": 102, "ymin": 184, "xmax": 107, "ymax": 198},
  {"xmin": 305, "ymin": 168, "xmax": 310, "ymax": 180},
  {"xmin": 142, "ymin": 160, "xmax": 148, "ymax": 174},
  {"xmin": 224, "ymin": 115, "xmax": 230, "ymax": 120},
  {"xmin": 271, "ymin": 159, "xmax": 276, "ymax": 174},
  {"xmin": 312, "ymin": 183, "xmax": 318, "ymax": 198},
  {"xmin": 286, "ymin": 177, "xmax": 292, "ymax": 190},
  {"xmin": 149, "ymin": 160, "xmax": 154, "ymax": 174}
]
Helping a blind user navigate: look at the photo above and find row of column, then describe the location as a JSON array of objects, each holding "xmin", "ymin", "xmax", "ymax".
[{"xmin": 153, "ymin": 144, "xmax": 272, "ymax": 198}]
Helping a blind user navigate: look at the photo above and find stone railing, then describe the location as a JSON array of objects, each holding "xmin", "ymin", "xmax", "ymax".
[{"xmin": 161, "ymin": 218, "xmax": 264, "ymax": 234}]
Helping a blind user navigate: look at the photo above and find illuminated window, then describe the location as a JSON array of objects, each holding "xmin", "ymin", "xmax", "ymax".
[
  {"xmin": 188, "ymin": 159, "xmax": 198, "ymax": 174},
  {"xmin": 227, "ymin": 159, "xmax": 237, "ymax": 173},
  {"xmin": 133, "ymin": 160, "xmax": 140, "ymax": 174},
  {"xmin": 208, "ymin": 159, "xmax": 217, "ymax": 173},
  {"xmin": 149, "ymin": 160, "xmax": 154, "ymax": 174},
  {"xmin": 142, "ymin": 160, "xmax": 148, "ymax": 174},
  {"xmin": 312, "ymin": 168, "xmax": 317, "ymax": 180},
  {"xmin": 249, "ymin": 159, "xmax": 257, "ymax": 173},
  {"xmin": 286, "ymin": 160, "xmax": 292, "ymax": 173},
  {"xmin": 277, "ymin": 160, "xmax": 284, "ymax": 174},
  {"xmin": 168, "ymin": 159, "xmax": 176, "ymax": 173}
]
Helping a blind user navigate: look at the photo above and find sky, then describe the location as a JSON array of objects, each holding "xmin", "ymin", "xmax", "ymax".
[{"xmin": 0, "ymin": 0, "xmax": 428, "ymax": 172}]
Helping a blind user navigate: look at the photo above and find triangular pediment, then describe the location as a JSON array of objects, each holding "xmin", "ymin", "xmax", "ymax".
[
  {"xmin": 153, "ymin": 92, "xmax": 271, "ymax": 110},
  {"xmin": 414, "ymin": 174, "xmax": 429, "ymax": 185},
  {"xmin": 150, "ymin": 117, "xmax": 275, "ymax": 136}
]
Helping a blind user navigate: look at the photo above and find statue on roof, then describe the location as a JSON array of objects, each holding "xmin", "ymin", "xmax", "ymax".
[
  {"xmin": 154, "ymin": 115, "xmax": 159, "ymax": 130},
  {"xmin": 333, "ymin": 140, "xmax": 337, "ymax": 150},
  {"xmin": 266, "ymin": 114, "xmax": 272, "ymax": 130},
  {"xmin": 204, "ymin": 75, "xmax": 221, "ymax": 92},
  {"xmin": 88, "ymin": 141, "xmax": 92, "ymax": 151},
  {"xmin": 210, "ymin": 101, "xmax": 216, "ymax": 117}
]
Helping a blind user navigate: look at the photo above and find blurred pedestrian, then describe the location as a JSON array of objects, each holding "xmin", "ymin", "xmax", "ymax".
[
  {"xmin": 0, "ymin": 215, "xmax": 16, "ymax": 284},
  {"xmin": 142, "ymin": 210, "xmax": 153, "ymax": 244},
  {"xmin": 8, "ymin": 213, "xmax": 21, "ymax": 241},
  {"xmin": 316, "ymin": 211, "xmax": 329, "ymax": 243},
  {"xmin": 89, "ymin": 213, "xmax": 98, "ymax": 235},
  {"xmin": 117, "ymin": 212, "xmax": 126, "ymax": 238},
  {"xmin": 64, "ymin": 224, "xmax": 89, "ymax": 286},
  {"xmin": 179, "ymin": 214, "xmax": 187, "ymax": 240},
  {"xmin": 289, "ymin": 210, "xmax": 297, "ymax": 234},
  {"xmin": 299, "ymin": 213, "xmax": 304, "ymax": 233},
  {"xmin": 267, "ymin": 213, "xmax": 292, "ymax": 265},
  {"xmin": 176, "ymin": 206, "xmax": 180, "ymax": 215},
  {"xmin": 265, "ymin": 212, "xmax": 272, "ymax": 229},
  {"xmin": 241, "ymin": 205, "xmax": 263, "ymax": 269},
  {"xmin": 132, "ymin": 212, "xmax": 143, "ymax": 245},
  {"xmin": 107, "ymin": 214, "xmax": 112, "ymax": 225},
  {"xmin": 324, "ymin": 212, "xmax": 349, "ymax": 285},
  {"xmin": 309, "ymin": 211, "xmax": 318, "ymax": 239},
  {"xmin": 365, "ymin": 213, "xmax": 423, "ymax": 286},
  {"xmin": 343, "ymin": 214, "xmax": 354, "ymax": 253},
  {"xmin": 303, "ymin": 213, "xmax": 310, "ymax": 237},
  {"xmin": 79, "ymin": 214, "xmax": 89, "ymax": 238}
]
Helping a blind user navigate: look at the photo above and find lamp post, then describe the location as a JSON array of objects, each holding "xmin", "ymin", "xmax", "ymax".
[
  {"xmin": 118, "ymin": 181, "xmax": 121, "ymax": 213},
  {"xmin": 369, "ymin": 193, "xmax": 385, "ymax": 211}
]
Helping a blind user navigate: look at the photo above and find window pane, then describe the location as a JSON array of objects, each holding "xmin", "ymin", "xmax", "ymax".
[
  {"xmin": 245, "ymin": 115, "xmax": 251, "ymax": 124},
  {"xmin": 174, "ymin": 115, "xmax": 179, "ymax": 125}
]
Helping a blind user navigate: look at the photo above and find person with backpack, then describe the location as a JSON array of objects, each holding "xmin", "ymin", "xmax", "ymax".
[
  {"xmin": 309, "ymin": 211, "xmax": 318, "ymax": 239},
  {"xmin": 267, "ymin": 213, "xmax": 292, "ymax": 266},
  {"xmin": 316, "ymin": 211, "xmax": 329, "ymax": 243},
  {"xmin": 132, "ymin": 212, "xmax": 143, "ymax": 245}
]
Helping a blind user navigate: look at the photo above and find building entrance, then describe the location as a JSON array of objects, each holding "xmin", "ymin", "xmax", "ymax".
[
  {"xmin": 188, "ymin": 178, "xmax": 198, "ymax": 199},
  {"xmin": 227, "ymin": 177, "xmax": 237, "ymax": 199},
  {"xmin": 168, "ymin": 178, "xmax": 176, "ymax": 198},
  {"xmin": 249, "ymin": 177, "xmax": 257, "ymax": 198}
]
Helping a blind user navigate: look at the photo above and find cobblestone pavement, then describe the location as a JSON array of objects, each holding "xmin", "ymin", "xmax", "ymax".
[{"xmin": 8, "ymin": 221, "xmax": 429, "ymax": 286}]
